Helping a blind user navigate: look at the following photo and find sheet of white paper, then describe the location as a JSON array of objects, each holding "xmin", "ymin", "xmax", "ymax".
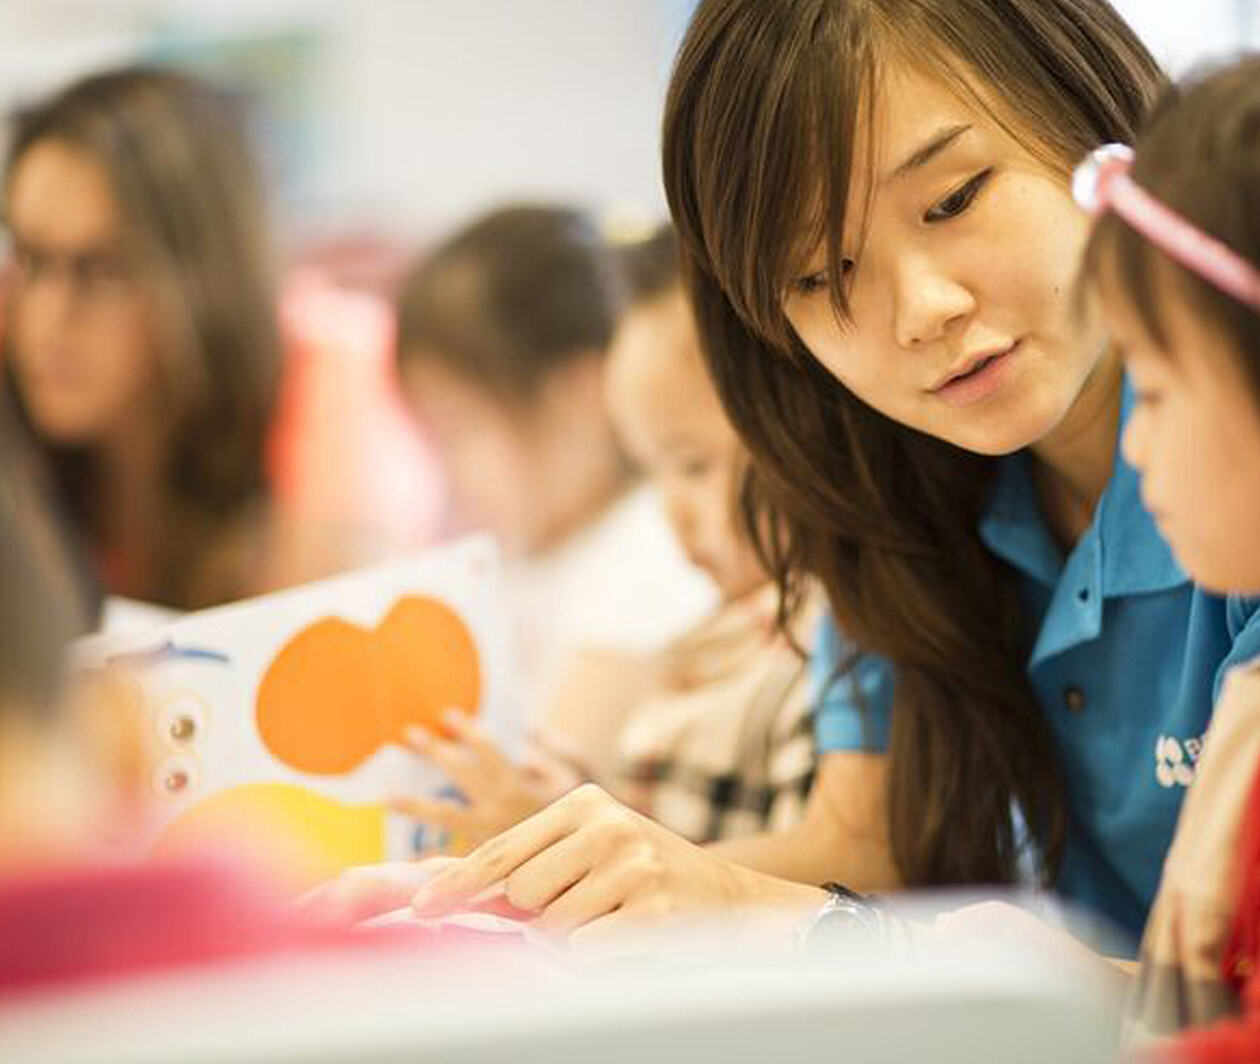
[{"xmin": 73, "ymin": 535, "xmax": 518, "ymax": 888}]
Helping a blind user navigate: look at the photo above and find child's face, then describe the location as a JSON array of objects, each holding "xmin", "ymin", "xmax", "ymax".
[
  {"xmin": 6, "ymin": 139, "xmax": 160, "ymax": 447},
  {"xmin": 782, "ymin": 62, "xmax": 1109, "ymax": 458},
  {"xmin": 606, "ymin": 289, "xmax": 764, "ymax": 602},
  {"xmin": 1106, "ymin": 278, "xmax": 1260, "ymax": 594},
  {"xmin": 401, "ymin": 354, "xmax": 618, "ymax": 557}
]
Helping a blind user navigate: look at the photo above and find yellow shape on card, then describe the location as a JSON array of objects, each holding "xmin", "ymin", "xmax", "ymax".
[{"xmin": 153, "ymin": 782, "xmax": 386, "ymax": 893}]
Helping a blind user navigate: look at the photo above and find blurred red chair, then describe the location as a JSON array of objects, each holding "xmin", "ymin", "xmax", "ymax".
[{"xmin": 267, "ymin": 269, "xmax": 447, "ymax": 584}]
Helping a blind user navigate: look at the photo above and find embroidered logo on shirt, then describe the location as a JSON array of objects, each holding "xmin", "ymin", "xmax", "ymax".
[{"xmin": 1155, "ymin": 734, "xmax": 1203, "ymax": 789}]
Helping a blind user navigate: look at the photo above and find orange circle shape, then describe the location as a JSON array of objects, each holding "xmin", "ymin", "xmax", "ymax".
[{"xmin": 256, "ymin": 597, "xmax": 481, "ymax": 776}]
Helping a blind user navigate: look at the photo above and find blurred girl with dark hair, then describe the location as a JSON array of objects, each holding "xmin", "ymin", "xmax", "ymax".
[{"xmin": 3, "ymin": 65, "xmax": 280, "ymax": 610}]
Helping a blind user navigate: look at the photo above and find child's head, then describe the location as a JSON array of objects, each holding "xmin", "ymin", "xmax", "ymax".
[
  {"xmin": 605, "ymin": 226, "xmax": 763, "ymax": 602},
  {"xmin": 3, "ymin": 65, "xmax": 280, "ymax": 601},
  {"xmin": 1080, "ymin": 56, "xmax": 1260, "ymax": 594},
  {"xmin": 396, "ymin": 204, "xmax": 628, "ymax": 556},
  {"xmin": 0, "ymin": 452, "xmax": 115, "ymax": 870}
]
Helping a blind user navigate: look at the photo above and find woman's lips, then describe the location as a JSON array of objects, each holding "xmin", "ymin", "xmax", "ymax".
[{"xmin": 930, "ymin": 340, "xmax": 1021, "ymax": 407}]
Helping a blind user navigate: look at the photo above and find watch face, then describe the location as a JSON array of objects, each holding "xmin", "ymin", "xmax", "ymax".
[{"xmin": 805, "ymin": 896, "xmax": 883, "ymax": 957}]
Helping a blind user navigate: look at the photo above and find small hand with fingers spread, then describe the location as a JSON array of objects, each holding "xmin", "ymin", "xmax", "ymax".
[
  {"xmin": 391, "ymin": 710, "xmax": 581, "ymax": 848},
  {"xmin": 407, "ymin": 783, "xmax": 825, "ymax": 959}
]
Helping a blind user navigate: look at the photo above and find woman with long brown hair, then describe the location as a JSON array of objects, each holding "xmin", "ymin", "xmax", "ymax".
[
  {"xmin": 2, "ymin": 65, "xmax": 280, "ymax": 610},
  {"xmin": 307, "ymin": 0, "xmax": 1260, "ymax": 958}
]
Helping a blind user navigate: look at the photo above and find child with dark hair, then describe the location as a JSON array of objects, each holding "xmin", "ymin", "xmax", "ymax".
[
  {"xmin": 389, "ymin": 224, "xmax": 819, "ymax": 847},
  {"xmin": 395, "ymin": 205, "xmax": 713, "ymax": 732},
  {"xmin": 0, "ymin": 456, "xmax": 523, "ymax": 998},
  {"xmin": 1077, "ymin": 55, "xmax": 1260, "ymax": 1061}
]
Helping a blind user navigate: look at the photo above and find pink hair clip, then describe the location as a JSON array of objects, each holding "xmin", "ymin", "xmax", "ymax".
[{"xmin": 1073, "ymin": 142, "xmax": 1260, "ymax": 313}]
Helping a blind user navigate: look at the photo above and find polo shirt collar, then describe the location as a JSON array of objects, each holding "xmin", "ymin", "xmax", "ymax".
[{"xmin": 978, "ymin": 377, "xmax": 1187, "ymax": 665}]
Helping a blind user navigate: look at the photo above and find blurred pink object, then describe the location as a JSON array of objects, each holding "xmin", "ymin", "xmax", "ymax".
[
  {"xmin": 0, "ymin": 857, "xmax": 527, "ymax": 1000},
  {"xmin": 269, "ymin": 271, "xmax": 447, "ymax": 556}
]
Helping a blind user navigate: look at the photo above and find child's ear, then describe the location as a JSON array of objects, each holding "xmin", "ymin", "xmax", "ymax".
[{"xmin": 549, "ymin": 351, "xmax": 609, "ymax": 409}]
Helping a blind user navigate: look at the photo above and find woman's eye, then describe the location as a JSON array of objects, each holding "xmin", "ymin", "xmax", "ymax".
[
  {"xmin": 791, "ymin": 258, "xmax": 854, "ymax": 297},
  {"xmin": 924, "ymin": 169, "xmax": 993, "ymax": 223},
  {"xmin": 793, "ymin": 271, "xmax": 828, "ymax": 295}
]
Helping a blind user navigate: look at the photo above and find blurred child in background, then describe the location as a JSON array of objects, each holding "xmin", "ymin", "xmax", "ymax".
[
  {"xmin": 394, "ymin": 205, "xmax": 714, "ymax": 733},
  {"xmin": 2, "ymin": 66, "xmax": 281, "ymax": 611},
  {"xmin": 0, "ymin": 453, "xmax": 524, "ymax": 999},
  {"xmin": 1078, "ymin": 56, "xmax": 1260, "ymax": 1061},
  {"xmin": 0, "ymin": 469, "xmax": 318, "ymax": 994},
  {"xmin": 393, "ymin": 226, "xmax": 819, "ymax": 845}
]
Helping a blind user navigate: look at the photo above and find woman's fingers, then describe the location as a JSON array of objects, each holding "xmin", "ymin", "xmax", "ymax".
[
  {"xmin": 498, "ymin": 823, "xmax": 610, "ymax": 912},
  {"xmin": 531, "ymin": 857, "xmax": 639, "ymax": 938},
  {"xmin": 296, "ymin": 859, "xmax": 454, "ymax": 926},
  {"xmin": 410, "ymin": 784, "xmax": 611, "ymax": 916}
]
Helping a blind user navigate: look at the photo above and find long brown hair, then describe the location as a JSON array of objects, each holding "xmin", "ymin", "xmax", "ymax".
[
  {"xmin": 663, "ymin": 0, "xmax": 1163, "ymax": 885},
  {"xmin": 2, "ymin": 65, "xmax": 279, "ymax": 609},
  {"xmin": 1083, "ymin": 55, "xmax": 1260, "ymax": 388}
]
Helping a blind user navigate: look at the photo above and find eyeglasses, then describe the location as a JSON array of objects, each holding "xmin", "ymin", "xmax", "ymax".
[
  {"xmin": 7, "ymin": 239, "xmax": 140, "ymax": 305},
  {"xmin": 1072, "ymin": 142, "xmax": 1260, "ymax": 314}
]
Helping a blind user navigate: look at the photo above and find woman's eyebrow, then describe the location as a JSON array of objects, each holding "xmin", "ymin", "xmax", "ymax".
[{"xmin": 889, "ymin": 123, "xmax": 972, "ymax": 181}]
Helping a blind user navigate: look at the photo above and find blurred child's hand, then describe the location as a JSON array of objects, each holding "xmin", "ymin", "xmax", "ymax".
[{"xmin": 391, "ymin": 711, "xmax": 580, "ymax": 849}]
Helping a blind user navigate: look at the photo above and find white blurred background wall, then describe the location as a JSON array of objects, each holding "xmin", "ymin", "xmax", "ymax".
[
  {"xmin": 0, "ymin": 0, "xmax": 696, "ymax": 246},
  {"xmin": 0, "ymin": 0, "xmax": 1256, "ymax": 248}
]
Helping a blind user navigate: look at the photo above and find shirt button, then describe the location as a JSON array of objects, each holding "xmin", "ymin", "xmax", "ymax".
[
  {"xmin": 1063, "ymin": 686, "xmax": 1086, "ymax": 713},
  {"xmin": 1077, "ymin": 587, "xmax": 1090, "ymax": 603}
]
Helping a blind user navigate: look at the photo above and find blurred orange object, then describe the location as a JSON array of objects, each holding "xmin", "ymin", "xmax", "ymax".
[{"xmin": 256, "ymin": 596, "xmax": 481, "ymax": 776}]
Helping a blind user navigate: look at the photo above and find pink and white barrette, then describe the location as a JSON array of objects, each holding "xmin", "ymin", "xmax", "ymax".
[{"xmin": 1073, "ymin": 142, "xmax": 1260, "ymax": 313}]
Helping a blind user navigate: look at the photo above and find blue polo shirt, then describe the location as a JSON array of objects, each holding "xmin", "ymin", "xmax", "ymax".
[{"xmin": 813, "ymin": 387, "xmax": 1260, "ymax": 947}]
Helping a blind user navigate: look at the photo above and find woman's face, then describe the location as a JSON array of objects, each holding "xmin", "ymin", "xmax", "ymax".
[
  {"xmin": 783, "ymin": 63, "xmax": 1108, "ymax": 456},
  {"xmin": 6, "ymin": 139, "xmax": 159, "ymax": 447}
]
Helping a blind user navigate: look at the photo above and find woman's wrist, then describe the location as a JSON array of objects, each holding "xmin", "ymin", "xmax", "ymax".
[
  {"xmin": 726, "ymin": 859, "xmax": 828, "ymax": 911},
  {"xmin": 719, "ymin": 861, "xmax": 831, "ymax": 952}
]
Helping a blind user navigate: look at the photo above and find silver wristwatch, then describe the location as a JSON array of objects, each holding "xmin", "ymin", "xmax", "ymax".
[{"xmin": 797, "ymin": 882, "xmax": 886, "ymax": 957}]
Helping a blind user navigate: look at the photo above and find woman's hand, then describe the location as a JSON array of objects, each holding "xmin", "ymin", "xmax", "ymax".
[
  {"xmin": 390, "ymin": 712, "xmax": 580, "ymax": 848},
  {"xmin": 295, "ymin": 859, "xmax": 457, "ymax": 926},
  {"xmin": 408, "ymin": 784, "xmax": 825, "ymax": 956}
]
